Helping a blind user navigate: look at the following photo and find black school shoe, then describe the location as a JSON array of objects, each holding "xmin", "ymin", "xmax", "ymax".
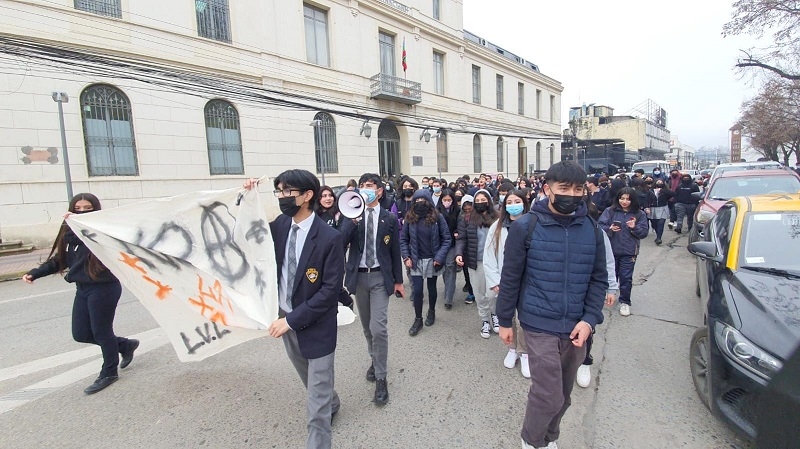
[
  {"xmin": 366, "ymin": 364, "xmax": 376, "ymax": 382},
  {"xmin": 425, "ymin": 309, "xmax": 435, "ymax": 326},
  {"xmin": 84, "ymin": 376, "xmax": 118, "ymax": 395},
  {"xmin": 408, "ymin": 318, "xmax": 423, "ymax": 336},
  {"xmin": 120, "ymin": 339, "xmax": 140, "ymax": 370}
]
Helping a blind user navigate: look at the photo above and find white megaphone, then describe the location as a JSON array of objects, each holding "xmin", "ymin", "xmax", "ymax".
[{"xmin": 338, "ymin": 190, "xmax": 368, "ymax": 219}]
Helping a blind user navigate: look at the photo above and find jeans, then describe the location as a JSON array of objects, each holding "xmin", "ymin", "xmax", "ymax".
[
  {"xmin": 614, "ymin": 255, "xmax": 637, "ymax": 306},
  {"xmin": 675, "ymin": 203, "xmax": 696, "ymax": 231},
  {"xmin": 411, "ymin": 276, "xmax": 438, "ymax": 318},
  {"xmin": 652, "ymin": 219, "xmax": 666, "ymax": 239},
  {"xmin": 442, "ymin": 246, "xmax": 456, "ymax": 305},
  {"xmin": 72, "ymin": 282, "xmax": 130, "ymax": 378},
  {"xmin": 668, "ymin": 202, "xmax": 677, "ymax": 223}
]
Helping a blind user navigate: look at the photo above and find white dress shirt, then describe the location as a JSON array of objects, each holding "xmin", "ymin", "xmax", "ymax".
[
  {"xmin": 279, "ymin": 212, "xmax": 315, "ymax": 313},
  {"xmin": 359, "ymin": 206, "xmax": 381, "ymax": 269}
]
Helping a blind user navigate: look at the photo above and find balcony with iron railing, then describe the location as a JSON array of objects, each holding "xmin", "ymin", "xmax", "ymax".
[{"xmin": 369, "ymin": 73, "xmax": 421, "ymax": 105}]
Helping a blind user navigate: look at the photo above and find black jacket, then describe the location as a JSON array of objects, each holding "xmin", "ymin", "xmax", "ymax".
[
  {"xmin": 650, "ymin": 187, "xmax": 675, "ymax": 207},
  {"xmin": 400, "ymin": 213, "xmax": 452, "ymax": 268},
  {"xmin": 340, "ymin": 207, "xmax": 403, "ymax": 296},
  {"xmin": 436, "ymin": 202, "xmax": 460, "ymax": 239},
  {"xmin": 674, "ymin": 182, "xmax": 700, "ymax": 204},
  {"xmin": 454, "ymin": 214, "xmax": 493, "ymax": 270},
  {"xmin": 27, "ymin": 228, "xmax": 117, "ymax": 284}
]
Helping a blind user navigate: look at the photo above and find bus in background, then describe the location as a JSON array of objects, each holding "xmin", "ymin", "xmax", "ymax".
[{"xmin": 631, "ymin": 160, "xmax": 672, "ymax": 176}]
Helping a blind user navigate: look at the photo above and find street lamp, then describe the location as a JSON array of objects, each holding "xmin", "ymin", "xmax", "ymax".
[{"xmin": 52, "ymin": 91, "xmax": 73, "ymax": 201}]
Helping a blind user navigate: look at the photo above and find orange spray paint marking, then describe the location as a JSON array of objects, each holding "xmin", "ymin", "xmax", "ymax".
[
  {"xmin": 196, "ymin": 276, "xmax": 234, "ymax": 312},
  {"xmin": 118, "ymin": 252, "xmax": 146, "ymax": 274},
  {"xmin": 209, "ymin": 311, "xmax": 228, "ymax": 326},
  {"xmin": 188, "ymin": 276, "xmax": 234, "ymax": 322},
  {"xmin": 142, "ymin": 275, "xmax": 172, "ymax": 300}
]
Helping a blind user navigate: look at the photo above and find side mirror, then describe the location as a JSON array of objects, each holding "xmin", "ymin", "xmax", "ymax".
[
  {"xmin": 691, "ymin": 191, "xmax": 704, "ymax": 201},
  {"xmin": 688, "ymin": 241, "xmax": 724, "ymax": 263}
]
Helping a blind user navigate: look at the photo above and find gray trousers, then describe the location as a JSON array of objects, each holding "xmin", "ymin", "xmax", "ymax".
[
  {"xmin": 521, "ymin": 330, "xmax": 586, "ymax": 447},
  {"xmin": 443, "ymin": 246, "xmax": 456, "ymax": 305},
  {"xmin": 355, "ymin": 271, "xmax": 390, "ymax": 380},
  {"xmin": 469, "ymin": 263, "xmax": 496, "ymax": 322},
  {"xmin": 282, "ymin": 329, "xmax": 339, "ymax": 449},
  {"xmin": 674, "ymin": 203, "xmax": 696, "ymax": 231}
]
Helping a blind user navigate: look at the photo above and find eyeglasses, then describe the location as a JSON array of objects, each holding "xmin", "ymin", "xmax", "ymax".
[{"xmin": 273, "ymin": 188, "xmax": 303, "ymax": 197}]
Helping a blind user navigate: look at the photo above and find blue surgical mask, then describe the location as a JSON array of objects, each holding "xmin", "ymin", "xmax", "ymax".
[
  {"xmin": 506, "ymin": 204, "xmax": 524, "ymax": 216},
  {"xmin": 361, "ymin": 188, "xmax": 377, "ymax": 204},
  {"xmin": 499, "ymin": 194, "xmax": 506, "ymax": 202},
  {"xmin": 433, "ymin": 187, "xmax": 441, "ymax": 194}
]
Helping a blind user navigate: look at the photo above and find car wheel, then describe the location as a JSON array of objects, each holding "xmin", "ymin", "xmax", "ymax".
[{"xmin": 690, "ymin": 327, "xmax": 711, "ymax": 410}]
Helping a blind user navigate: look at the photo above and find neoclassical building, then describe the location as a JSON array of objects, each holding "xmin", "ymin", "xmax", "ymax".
[{"xmin": 0, "ymin": 0, "xmax": 562, "ymax": 243}]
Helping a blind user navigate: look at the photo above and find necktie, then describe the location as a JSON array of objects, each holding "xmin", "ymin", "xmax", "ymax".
[
  {"xmin": 286, "ymin": 224, "xmax": 299, "ymax": 301},
  {"xmin": 366, "ymin": 208, "xmax": 375, "ymax": 267}
]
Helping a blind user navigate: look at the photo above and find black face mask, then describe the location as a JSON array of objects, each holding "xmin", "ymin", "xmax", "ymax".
[
  {"xmin": 403, "ymin": 189, "xmax": 414, "ymax": 198},
  {"xmin": 73, "ymin": 210, "xmax": 93, "ymax": 214},
  {"xmin": 671, "ymin": 173, "xmax": 679, "ymax": 179},
  {"xmin": 655, "ymin": 183, "xmax": 665, "ymax": 189},
  {"xmin": 681, "ymin": 178, "xmax": 692, "ymax": 185},
  {"xmin": 645, "ymin": 180, "xmax": 653, "ymax": 185},
  {"xmin": 278, "ymin": 196, "xmax": 301, "ymax": 217},
  {"xmin": 550, "ymin": 194, "xmax": 583, "ymax": 215},
  {"xmin": 473, "ymin": 203, "xmax": 489, "ymax": 214},
  {"xmin": 413, "ymin": 202, "xmax": 430, "ymax": 216}
]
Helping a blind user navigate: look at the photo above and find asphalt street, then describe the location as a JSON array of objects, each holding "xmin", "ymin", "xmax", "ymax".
[{"xmin": 0, "ymin": 231, "xmax": 751, "ymax": 449}]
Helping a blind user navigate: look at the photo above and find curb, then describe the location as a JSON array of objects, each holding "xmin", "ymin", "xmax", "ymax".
[{"xmin": 0, "ymin": 270, "xmax": 27, "ymax": 282}]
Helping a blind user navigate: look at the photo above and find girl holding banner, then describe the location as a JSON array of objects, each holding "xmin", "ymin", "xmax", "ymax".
[{"xmin": 22, "ymin": 193, "xmax": 139, "ymax": 395}]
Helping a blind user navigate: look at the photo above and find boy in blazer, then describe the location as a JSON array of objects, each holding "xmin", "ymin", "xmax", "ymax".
[
  {"xmin": 339, "ymin": 173, "xmax": 404, "ymax": 405},
  {"xmin": 245, "ymin": 169, "xmax": 344, "ymax": 449}
]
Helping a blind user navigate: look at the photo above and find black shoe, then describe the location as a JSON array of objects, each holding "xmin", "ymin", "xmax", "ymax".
[
  {"xmin": 374, "ymin": 379, "xmax": 389, "ymax": 405},
  {"xmin": 120, "ymin": 339, "xmax": 140, "ymax": 370},
  {"xmin": 462, "ymin": 285, "xmax": 469, "ymax": 293},
  {"xmin": 84, "ymin": 376, "xmax": 118, "ymax": 395},
  {"xmin": 409, "ymin": 318, "xmax": 423, "ymax": 336},
  {"xmin": 444, "ymin": 303, "xmax": 452, "ymax": 310},
  {"xmin": 331, "ymin": 407, "xmax": 339, "ymax": 425},
  {"xmin": 655, "ymin": 238, "xmax": 662, "ymax": 245},
  {"xmin": 425, "ymin": 309, "xmax": 435, "ymax": 326},
  {"xmin": 675, "ymin": 228, "xmax": 682, "ymax": 234},
  {"xmin": 366, "ymin": 364, "xmax": 376, "ymax": 382}
]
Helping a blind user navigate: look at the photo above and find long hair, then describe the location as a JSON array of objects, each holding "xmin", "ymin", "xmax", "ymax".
[
  {"xmin": 492, "ymin": 189, "xmax": 530, "ymax": 257},
  {"xmin": 469, "ymin": 190, "xmax": 497, "ymax": 228},
  {"xmin": 614, "ymin": 187, "xmax": 640, "ymax": 211},
  {"xmin": 404, "ymin": 198, "xmax": 439, "ymax": 225},
  {"xmin": 48, "ymin": 193, "xmax": 107, "ymax": 280},
  {"xmin": 316, "ymin": 185, "xmax": 340, "ymax": 219}
]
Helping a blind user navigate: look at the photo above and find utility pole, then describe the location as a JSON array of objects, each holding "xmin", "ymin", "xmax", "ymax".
[{"xmin": 52, "ymin": 92, "xmax": 73, "ymax": 201}]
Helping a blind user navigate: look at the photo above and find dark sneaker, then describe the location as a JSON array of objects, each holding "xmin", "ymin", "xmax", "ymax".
[
  {"xmin": 444, "ymin": 303, "xmax": 452, "ymax": 310},
  {"xmin": 84, "ymin": 376, "xmax": 118, "ymax": 395},
  {"xmin": 366, "ymin": 364, "xmax": 376, "ymax": 382},
  {"xmin": 120, "ymin": 339, "xmax": 139, "ymax": 370},
  {"xmin": 409, "ymin": 318, "xmax": 423, "ymax": 336},
  {"xmin": 464, "ymin": 294, "xmax": 475, "ymax": 304},
  {"xmin": 425, "ymin": 309, "xmax": 435, "ymax": 326},
  {"xmin": 374, "ymin": 379, "xmax": 389, "ymax": 405},
  {"xmin": 655, "ymin": 238, "xmax": 662, "ymax": 245}
]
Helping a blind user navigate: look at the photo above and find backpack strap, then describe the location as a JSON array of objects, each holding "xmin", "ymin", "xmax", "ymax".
[{"xmin": 524, "ymin": 212, "xmax": 539, "ymax": 250}]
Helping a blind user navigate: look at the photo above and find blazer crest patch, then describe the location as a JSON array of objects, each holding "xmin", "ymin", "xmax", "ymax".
[
  {"xmin": 384, "ymin": 235, "xmax": 391, "ymax": 245},
  {"xmin": 306, "ymin": 268, "xmax": 319, "ymax": 283}
]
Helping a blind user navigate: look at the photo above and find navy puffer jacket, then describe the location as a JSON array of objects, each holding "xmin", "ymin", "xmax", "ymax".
[
  {"xmin": 598, "ymin": 206, "xmax": 650, "ymax": 256},
  {"xmin": 496, "ymin": 200, "xmax": 608, "ymax": 334},
  {"xmin": 400, "ymin": 213, "xmax": 452, "ymax": 269}
]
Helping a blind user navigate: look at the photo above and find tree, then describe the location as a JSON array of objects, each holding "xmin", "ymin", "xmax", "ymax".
[
  {"xmin": 723, "ymin": 0, "xmax": 800, "ymax": 80},
  {"xmin": 738, "ymin": 79, "xmax": 800, "ymax": 164}
]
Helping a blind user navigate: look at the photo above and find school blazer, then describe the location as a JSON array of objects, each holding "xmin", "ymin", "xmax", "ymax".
[
  {"xmin": 340, "ymin": 207, "xmax": 403, "ymax": 296},
  {"xmin": 271, "ymin": 213, "xmax": 344, "ymax": 360}
]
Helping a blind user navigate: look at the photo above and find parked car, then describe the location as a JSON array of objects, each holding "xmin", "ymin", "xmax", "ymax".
[
  {"xmin": 708, "ymin": 161, "xmax": 786, "ymax": 184},
  {"xmin": 688, "ymin": 193, "xmax": 800, "ymax": 440},
  {"xmin": 688, "ymin": 169, "xmax": 800, "ymax": 243}
]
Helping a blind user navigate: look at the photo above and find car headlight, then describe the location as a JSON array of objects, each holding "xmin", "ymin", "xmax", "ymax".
[
  {"xmin": 696, "ymin": 209, "xmax": 716, "ymax": 224},
  {"xmin": 714, "ymin": 322, "xmax": 783, "ymax": 380}
]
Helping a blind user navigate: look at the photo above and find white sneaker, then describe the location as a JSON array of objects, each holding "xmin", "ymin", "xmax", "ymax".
[
  {"xmin": 504, "ymin": 350, "xmax": 518, "ymax": 368},
  {"xmin": 620, "ymin": 304, "xmax": 631, "ymax": 316},
  {"xmin": 576, "ymin": 364, "xmax": 591, "ymax": 388},
  {"xmin": 547, "ymin": 441, "xmax": 559, "ymax": 449},
  {"xmin": 480, "ymin": 321, "xmax": 491, "ymax": 339},
  {"xmin": 520, "ymin": 438, "xmax": 549, "ymax": 449},
  {"xmin": 520, "ymin": 353, "xmax": 531, "ymax": 378},
  {"xmin": 491, "ymin": 314, "xmax": 500, "ymax": 333}
]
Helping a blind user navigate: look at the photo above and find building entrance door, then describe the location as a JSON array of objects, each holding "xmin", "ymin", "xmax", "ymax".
[
  {"xmin": 378, "ymin": 120, "xmax": 400, "ymax": 179},
  {"xmin": 517, "ymin": 138, "xmax": 527, "ymax": 177}
]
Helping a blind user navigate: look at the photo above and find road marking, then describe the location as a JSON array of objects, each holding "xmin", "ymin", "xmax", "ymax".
[
  {"xmin": 0, "ymin": 327, "xmax": 168, "ymax": 414},
  {"xmin": 0, "ymin": 288, "xmax": 73, "ymax": 305}
]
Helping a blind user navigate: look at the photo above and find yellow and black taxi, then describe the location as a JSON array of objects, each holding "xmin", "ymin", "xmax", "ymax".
[{"xmin": 688, "ymin": 193, "xmax": 800, "ymax": 440}]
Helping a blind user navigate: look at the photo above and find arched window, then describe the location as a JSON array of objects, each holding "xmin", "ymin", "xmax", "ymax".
[
  {"xmin": 496, "ymin": 137, "xmax": 505, "ymax": 172},
  {"xmin": 536, "ymin": 142, "xmax": 542, "ymax": 172},
  {"xmin": 436, "ymin": 129, "xmax": 448, "ymax": 174},
  {"xmin": 472, "ymin": 134, "xmax": 482, "ymax": 173},
  {"xmin": 313, "ymin": 112, "xmax": 338, "ymax": 174},
  {"xmin": 549, "ymin": 143, "xmax": 556, "ymax": 168},
  {"xmin": 80, "ymin": 84, "xmax": 138, "ymax": 176},
  {"xmin": 205, "ymin": 100, "xmax": 243, "ymax": 175}
]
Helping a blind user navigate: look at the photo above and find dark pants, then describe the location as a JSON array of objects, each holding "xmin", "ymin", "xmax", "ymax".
[
  {"xmin": 462, "ymin": 266, "xmax": 473, "ymax": 295},
  {"xmin": 668, "ymin": 202, "xmax": 677, "ymax": 223},
  {"xmin": 411, "ymin": 276, "xmax": 438, "ymax": 318},
  {"xmin": 675, "ymin": 203, "xmax": 696, "ymax": 231},
  {"xmin": 72, "ymin": 282, "xmax": 130, "ymax": 378},
  {"xmin": 652, "ymin": 219, "xmax": 666, "ymax": 239},
  {"xmin": 614, "ymin": 255, "xmax": 637, "ymax": 306},
  {"xmin": 582, "ymin": 330, "xmax": 596, "ymax": 365},
  {"xmin": 521, "ymin": 330, "xmax": 586, "ymax": 447}
]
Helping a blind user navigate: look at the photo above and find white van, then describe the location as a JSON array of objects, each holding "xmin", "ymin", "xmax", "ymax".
[{"xmin": 631, "ymin": 160, "xmax": 672, "ymax": 175}]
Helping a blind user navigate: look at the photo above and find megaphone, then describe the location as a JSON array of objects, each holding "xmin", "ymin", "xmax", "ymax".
[{"xmin": 338, "ymin": 190, "xmax": 368, "ymax": 219}]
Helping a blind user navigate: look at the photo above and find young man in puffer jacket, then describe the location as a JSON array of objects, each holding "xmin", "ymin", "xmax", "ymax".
[{"xmin": 497, "ymin": 161, "xmax": 608, "ymax": 449}]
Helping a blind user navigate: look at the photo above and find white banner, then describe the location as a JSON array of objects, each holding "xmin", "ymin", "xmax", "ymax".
[{"xmin": 67, "ymin": 188, "xmax": 276, "ymax": 362}]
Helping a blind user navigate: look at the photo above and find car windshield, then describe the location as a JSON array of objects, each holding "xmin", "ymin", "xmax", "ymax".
[
  {"xmin": 740, "ymin": 212, "xmax": 800, "ymax": 272},
  {"xmin": 632, "ymin": 162, "xmax": 661, "ymax": 173},
  {"xmin": 707, "ymin": 176, "xmax": 800, "ymax": 200}
]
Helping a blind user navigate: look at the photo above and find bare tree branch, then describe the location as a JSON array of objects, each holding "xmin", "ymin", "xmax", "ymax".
[{"xmin": 736, "ymin": 57, "xmax": 800, "ymax": 80}]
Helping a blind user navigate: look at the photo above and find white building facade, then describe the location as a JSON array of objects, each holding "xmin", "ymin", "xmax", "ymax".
[{"xmin": 0, "ymin": 0, "xmax": 562, "ymax": 244}]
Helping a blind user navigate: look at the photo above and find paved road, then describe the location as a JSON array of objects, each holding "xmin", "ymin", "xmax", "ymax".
[{"xmin": 0, "ymin": 232, "xmax": 750, "ymax": 448}]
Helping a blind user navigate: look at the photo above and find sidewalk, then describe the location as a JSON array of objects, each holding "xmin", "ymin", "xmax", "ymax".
[{"xmin": 0, "ymin": 249, "xmax": 51, "ymax": 282}]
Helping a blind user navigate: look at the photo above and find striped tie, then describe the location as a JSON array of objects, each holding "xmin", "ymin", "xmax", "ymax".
[
  {"xmin": 366, "ymin": 208, "xmax": 375, "ymax": 267},
  {"xmin": 286, "ymin": 224, "xmax": 300, "ymax": 302}
]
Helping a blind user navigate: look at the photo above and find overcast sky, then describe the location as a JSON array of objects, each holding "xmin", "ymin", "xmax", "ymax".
[{"xmin": 462, "ymin": 0, "xmax": 765, "ymax": 150}]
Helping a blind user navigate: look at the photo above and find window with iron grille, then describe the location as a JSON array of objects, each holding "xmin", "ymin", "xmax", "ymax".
[
  {"xmin": 313, "ymin": 112, "xmax": 338, "ymax": 174},
  {"xmin": 472, "ymin": 65, "xmax": 481, "ymax": 104},
  {"xmin": 433, "ymin": 51, "xmax": 444, "ymax": 95},
  {"xmin": 74, "ymin": 0, "xmax": 121, "ymax": 18},
  {"xmin": 304, "ymin": 4, "xmax": 329, "ymax": 67},
  {"xmin": 196, "ymin": 0, "xmax": 231, "ymax": 43},
  {"xmin": 436, "ymin": 129, "xmax": 448, "ymax": 173},
  {"xmin": 473, "ymin": 134, "xmax": 482, "ymax": 173},
  {"xmin": 433, "ymin": 0, "xmax": 440, "ymax": 20},
  {"xmin": 205, "ymin": 100, "xmax": 243, "ymax": 175},
  {"xmin": 80, "ymin": 84, "xmax": 138, "ymax": 176},
  {"xmin": 518, "ymin": 82, "xmax": 524, "ymax": 115},
  {"xmin": 496, "ymin": 74, "xmax": 504, "ymax": 110},
  {"xmin": 497, "ymin": 137, "xmax": 504, "ymax": 172}
]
